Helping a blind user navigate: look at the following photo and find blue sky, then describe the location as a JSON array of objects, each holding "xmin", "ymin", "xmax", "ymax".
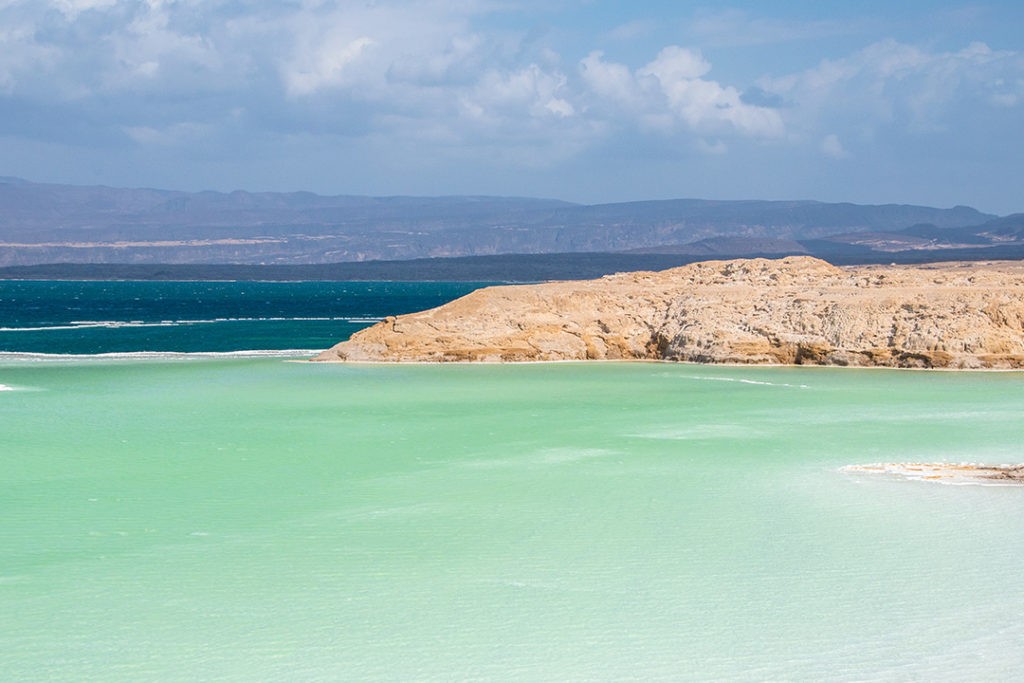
[{"xmin": 1, "ymin": 1, "xmax": 1022, "ymax": 213}]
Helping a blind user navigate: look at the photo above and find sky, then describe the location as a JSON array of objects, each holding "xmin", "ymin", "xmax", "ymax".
[{"xmin": 1, "ymin": 1, "xmax": 1022, "ymax": 214}]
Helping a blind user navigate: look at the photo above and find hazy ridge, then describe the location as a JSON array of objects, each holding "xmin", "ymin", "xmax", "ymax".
[{"xmin": 2, "ymin": 177, "xmax": 1016, "ymax": 272}]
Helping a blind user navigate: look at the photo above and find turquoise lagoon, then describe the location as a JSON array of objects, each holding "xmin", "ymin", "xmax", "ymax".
[{"xmin": 3, "ymin": 357, "xmax": 1024, "ymax": 680}]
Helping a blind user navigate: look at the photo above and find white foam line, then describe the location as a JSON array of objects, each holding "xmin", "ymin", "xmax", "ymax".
[
  {"xmin": 0, "ymin": 350, "xmax": 320, "ymax": 362},
  {"xmin": 0, "ymin": 316, "xmax": 383, "ymax": 332},
  {"xmin": 682, "ymin": 375, "xmax": 810, "ymax": 389},
  {"xmin": 0, "ymin": 323, "xmax": 154, "ymax": 332},
  {"xmin": 0, "ymin": 384, "xmax": 14, "ymax": 391}
]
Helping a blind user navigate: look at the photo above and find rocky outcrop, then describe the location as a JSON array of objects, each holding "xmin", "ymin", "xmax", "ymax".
[
  {"xmin": 842, "ymin": 463, "xmax": 1024, "ymax": 485},
  {"xmin": 313, "ymin": 256, "xmax": 1024, "ymax": 368}
]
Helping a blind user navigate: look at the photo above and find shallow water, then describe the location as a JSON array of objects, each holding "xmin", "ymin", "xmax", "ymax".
[{"xmin": 2, "ymin": 358, "xmax": 1024, "ymax": 680}]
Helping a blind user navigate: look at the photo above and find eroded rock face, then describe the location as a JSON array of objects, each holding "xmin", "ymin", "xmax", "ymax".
[{"xmin": 313, "ymin": 256, "xmax": 1024, "ymax": 368}]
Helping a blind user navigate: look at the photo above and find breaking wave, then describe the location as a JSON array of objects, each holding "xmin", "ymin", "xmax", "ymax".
[
  {"xmin": 0, "ymin": 316, "xmax": 383, "ymax": 332},
  {"xmin": 681, "ymin": 374, "xmax": 810, "ymax": 389},
  {"xmin": 0, "ymin": 350, "xmax": 319, "ymax": 363}
]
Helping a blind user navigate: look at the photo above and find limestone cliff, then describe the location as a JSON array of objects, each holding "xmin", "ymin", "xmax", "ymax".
[{"xmin": 313, "ymin": 256, "xmax": 1024, "ymax": 368}]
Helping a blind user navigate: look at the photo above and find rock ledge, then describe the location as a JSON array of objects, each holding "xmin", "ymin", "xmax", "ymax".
[{"xmin": 314, "ymin": 256, "xmax": 1024, "ymax": 368}]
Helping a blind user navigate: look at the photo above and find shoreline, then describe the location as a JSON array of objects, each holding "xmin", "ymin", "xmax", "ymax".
[
  {"xmin": 2, "ymin": 350, "xmax": 1023, "ymax": 373},
  {"xmin": 0, "ymin": 347, "xmax": 1021, "ymax": 372},
  {"xmin": 307, "ymin": 358, "xmax": 1024, "ymax": 374}
]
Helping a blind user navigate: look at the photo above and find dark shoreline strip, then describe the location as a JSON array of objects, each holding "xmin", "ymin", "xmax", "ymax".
[{"xmin": 5, "ymin": 245, "xmax": 1024, "ymax": 282}]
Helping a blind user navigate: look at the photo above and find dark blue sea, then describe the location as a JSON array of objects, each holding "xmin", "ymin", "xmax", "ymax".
[{"xmin": 0, "ymin": 280, "xmax": 488, "ymax": 356}]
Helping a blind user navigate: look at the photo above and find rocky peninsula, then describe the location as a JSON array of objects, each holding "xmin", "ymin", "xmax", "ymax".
[{"xmin": 314, "ymin": 256, "xmax": 1024, "ymax": 368}]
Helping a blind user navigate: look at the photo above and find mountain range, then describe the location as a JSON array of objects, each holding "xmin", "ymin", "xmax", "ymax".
[{"xmin": 1, "ymin": 177, "xmax": 1021, "ymax": 277}]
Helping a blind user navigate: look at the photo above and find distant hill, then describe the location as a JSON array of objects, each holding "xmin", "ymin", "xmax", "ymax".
[{"xmin": 0, "ymin": 177, "xmax": 1003, "ymax": 267}]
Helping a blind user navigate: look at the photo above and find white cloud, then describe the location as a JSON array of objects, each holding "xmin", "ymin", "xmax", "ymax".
[
  {"xmin": 0, "ymin": 24, "xmax": 60, "ymax": 94},
  {"xmin": 761, "ymin": 39, "xmax": 1023, "ymax": 139},
  {"xmin": 0, "ymin": 1, "xmax": 787, "ymax": 160},
  {"xmin": 285, "ymin": 36, "xmax": 376, "ymax": 96},
  {"xmin": 0, "ymin": 0, "xmax": 241, "ymax": 99},
  {"xmin": 580, "ymin": 51, "xmax": 641, "ymax": 106},
  {"xmin": 580, "ymin": 47, "xmax": 784, "ymax": 139},
  {"xmin": 103, "ymin": 2, "xmax": 227, "ymax": 93},
  {"xmin": 2, "ymin": 1, "xmax": 1020, "ymax": 193},
  {"xmin": 461, "ymin": 64, "xmax": 575, "ymax": 122},
  {"xmin": 820, "ymin": 133, "xmax": 848, "ymax": 158},
  {"xmin": 639, "ymin": 46, "xmax": 711, "ymax": 82},
  {"xmin": 388, "ymin": 34, "xmax": 483, "ymax": 86},
  {"xmin": 52, "ymin": 0, "xmax": 119, "ymax": 18},
  {"xmin": 273, "ymin": 0, "xmax": 497, "ymax": 101}
]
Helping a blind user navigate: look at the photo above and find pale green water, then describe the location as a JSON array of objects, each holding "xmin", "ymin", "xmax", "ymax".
[{"xmin": 2, "ymin": 359, "xmax": 1024, "ymax": 681}]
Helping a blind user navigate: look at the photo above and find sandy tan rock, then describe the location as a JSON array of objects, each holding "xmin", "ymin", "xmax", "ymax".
[
  {"xmin": 841, "ymin": 463, "xmax": 1024, "ymax": 485},
  {"xmin": 313, "ymin": 256, "xmax": 1024, "ymax": 368}
]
